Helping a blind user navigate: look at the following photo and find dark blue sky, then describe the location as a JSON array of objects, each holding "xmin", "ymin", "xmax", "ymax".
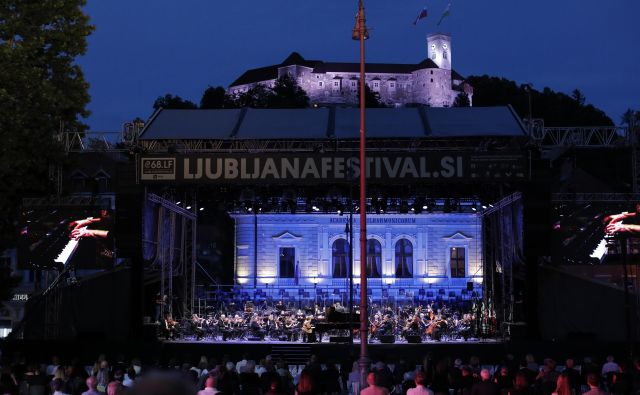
[{"xmin": 79, "ymin": 0, "xmax": 639, "ymax": 131}]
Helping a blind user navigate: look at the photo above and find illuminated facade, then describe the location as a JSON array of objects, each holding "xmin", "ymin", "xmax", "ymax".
[
  {"xmin": 228, "ymin": 33, "xmax": 472, "ymax": 108},
  {"xmin": 232, "ymin": 212, "xmax": 482, "ymax": 299}
]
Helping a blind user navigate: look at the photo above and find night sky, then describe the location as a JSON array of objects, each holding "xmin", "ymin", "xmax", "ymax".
[{"xmin": 79, "ymin": 0, "xmax": 640, "ymax": 131}]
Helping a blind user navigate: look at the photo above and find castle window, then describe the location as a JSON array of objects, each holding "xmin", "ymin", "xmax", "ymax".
[
  {"xmin": 279, "ymin": 247, "xmax": 295, "ymax": 278},
  {"xmin": 333, "ymin": 81, "xmax": 339, "ymax": 87},
  {"xmin": 443, "ymin": 51, "xmax": 448, "ymax": 60},
  {"xmin": 373, "ymin": 82, "xmax": 379, "ymax": 88},
  {"xmin": 431, "ymin": 52, "xmax": 436, "ymax": 60},
  {"xmin": 395, "ymin": 239, "xmax": 413, "ymax": 278},
  {"xmin": 430, "ymin": 79, "xmax": 433, "ymax": 83},
  {"xmin": 450, "ymin": 247, "xmax": 465, "ymax": 278},
  {"xmin": 389, "ymin": 82, "xmax": 395, "ymax": 88},
  {"xmin": 332, "ymin": 239, "xmax": 349, "ymax": 278},
  {"xmin": 350, "ymin": 81, "xmax": 356, "ymax": 87},
  {"xmin": 430, "ymin": 70, "xmax": 433, "ymax": 75},
  {"xmin": 366, "ymin": 239, "xmax": 382, "ymax": 278},
  {"xmin": 318, "ymin": 81, "xmax": 323, "ymax": 87}
]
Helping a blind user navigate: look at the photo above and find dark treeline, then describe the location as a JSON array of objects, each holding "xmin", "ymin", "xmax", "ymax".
[{"xmin": 466, "ymin": 75, "xmax": 613, "ymax": 127}]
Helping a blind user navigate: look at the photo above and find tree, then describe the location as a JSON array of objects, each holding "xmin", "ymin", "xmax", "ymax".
[
  {"xmin": 200, "ymin": 86, "xmax": 237, "ymax": 109},
  {"xmin": 358, "ymin": 84, "xmax": 385, "ymax": 108},
  {"xmin": 466, "ymin": 75, "xmax": 613, "ymax": 126},
  {"xmin": 267, "ymin": 74, "xmax": 309, "ymax": 108},
  {"xmin": 453, "ymin": 92, "xmax": 471, "ymax": 107},
  {"xmin": 571, "ymin": 89, "xmax": 585, "ymax": 106},
  {"xmin": 153, "ymin": 94, "xmax": 198, "ymax": 110},
  {"xmin": 235, "ymin": 84, "xmax": 273, "ymax": 108},
  {"xmin": 0, "ymin": 0, "xmax": 94, "ymax": 252}
]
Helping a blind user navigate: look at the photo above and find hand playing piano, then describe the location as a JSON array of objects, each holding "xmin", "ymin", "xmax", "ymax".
[
  {"xmin": 604, "ymin": 213, "xmax": 628, "ymax": 224},
  {"xmin": 69, "ymin": 218, "xmax": 93, "ymax": 230},
  {"xmin": 605, "ymin": 222, "xmax": 640, "ymax": 235},
  {"xmin": 70, "ymin": 228, "xmax": 108, "ymax": 239}
]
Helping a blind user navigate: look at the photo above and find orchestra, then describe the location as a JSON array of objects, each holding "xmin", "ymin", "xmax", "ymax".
[{"xmin": 162, "ymin": 300, "xmax": 497, "ymax": 343}]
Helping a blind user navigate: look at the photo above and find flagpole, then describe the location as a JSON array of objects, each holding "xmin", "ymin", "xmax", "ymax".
[{"xmin": 352, "ymin": 0, "xmax": 369, "ymax": 385}]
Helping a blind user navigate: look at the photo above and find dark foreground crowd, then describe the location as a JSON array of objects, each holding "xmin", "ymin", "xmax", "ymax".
[{"xmin": 1, "ymin": 351, "xmax": 639, "ymax": 395}]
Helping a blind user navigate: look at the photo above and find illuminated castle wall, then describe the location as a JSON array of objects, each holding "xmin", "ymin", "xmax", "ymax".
[
  {"xmin": 228, "ymin": 33, "xmax": 473, "ymax": 108},
  {"xmin": 232, "ymin": 213, "xmax": 482, "ymax": 298}
]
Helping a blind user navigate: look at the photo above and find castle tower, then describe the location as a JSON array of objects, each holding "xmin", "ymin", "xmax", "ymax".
[{"xmin": 427, "ymin": 33, "xmax": 451, "ymax": 70}]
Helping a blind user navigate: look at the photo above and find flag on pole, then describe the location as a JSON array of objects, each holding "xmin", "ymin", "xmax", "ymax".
[
  {"xmin": 437, "ymin": 3, "xmax": 451, "ymax": 26},
  {"xmin": 412, "ymin": 7, "xmax": 428, "ymax": 25}
]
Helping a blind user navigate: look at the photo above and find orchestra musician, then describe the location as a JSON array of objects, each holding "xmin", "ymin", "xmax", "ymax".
[
  {"xmin": 191, "ymin": 314, "xmax": 205, "ymax": 340},
  {"xmin": 301, "ymin": 316, "xmax": 315, "ymax": 343},
  {"xmin": 164, "ymin": 313, "xmax": 177, "ymax": 340}
]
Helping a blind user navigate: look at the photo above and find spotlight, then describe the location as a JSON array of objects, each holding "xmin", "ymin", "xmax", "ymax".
[
  {"xmin": 338, "ymin": 209, "xmax": 343, "ymax": 216},
  {"xmin": 176, "ymin": 201, "xmax": 181, "ymax": 205},
  {"xmin": 247, "ymin": 207, "xmax": 253, "ymax": 212},
  {"xmin": 422, "ymin": 205, "xmax": 428, "ymax": 210},
  {"xmin": 199, "ymin": 207, "xmax": 204, "ymax": 211},
  {"xmin": 186, "ymin": 205, "xmax": 192, "ymax": 210},
  {"xmin": 482, "ymin": 205, "xmax": 487, "ymax": 209}
]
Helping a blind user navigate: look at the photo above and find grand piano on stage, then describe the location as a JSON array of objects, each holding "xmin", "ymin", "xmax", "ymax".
[{"xmin": 312, "ymin": 305, "xmax": 360, "ymax": 342}]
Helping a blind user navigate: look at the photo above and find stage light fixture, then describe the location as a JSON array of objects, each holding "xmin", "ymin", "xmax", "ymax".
[
  {"xmin": 176, "ymin": 201, "xmax": 181, "ymax": 205},
  {"xmin": 186, "ymin": 205, "xmax": 192, "ymax": 210},
  {"xmin": 482, "ymin": 205, "xmax": 487, "ymax": 209},
  {"xmin": 199, "ymin": 207, "xmax": 204, "ymax": 211}
]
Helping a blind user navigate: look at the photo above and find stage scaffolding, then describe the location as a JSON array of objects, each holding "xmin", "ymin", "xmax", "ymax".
[
  {"xmin": 144, "ymin": 193, "xmax": 197, "ymax": 319},
  {"xmin": 480, "ymin": 192, "xmax": 524, "ymax": 337}
]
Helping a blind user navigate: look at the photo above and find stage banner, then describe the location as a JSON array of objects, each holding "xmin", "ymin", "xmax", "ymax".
[{"xmin": 138, "ymin": 152, "xmax": 528, "ymax": 184}]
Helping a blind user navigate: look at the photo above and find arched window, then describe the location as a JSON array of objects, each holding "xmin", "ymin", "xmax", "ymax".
[
  {"xmin": 443, "ymin": 51, "xmax": 448, "ymax": 60},
  {"xmin": 366, "ymin": 239, "xmax": 382, "ymax": 278},
  {"xmin": 395, "ymin": 239, "xmax": 413, "ymax": 278},
  {"xmin": 332, "ymin": 239, "xmax": 349, "ymax": 278}
]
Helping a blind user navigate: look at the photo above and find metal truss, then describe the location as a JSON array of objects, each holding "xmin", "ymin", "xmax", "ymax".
[
  {"xmin": 534, "ymin": 126, "xmax": 628, "ymax": 148},
  {"xmin": 146, "ymin": 193, "xmax": 197, "ymax": 319},
  {"xmin": 139, "ymin": 136, "xmax": 525, "ymax": 153},
  {"xmin": 552, "ymin": 193, "xmax": 640, "ymax": 202},
  {"xmin": 22, "ymin": 194, "xmax": 115, "ymax": 208}
]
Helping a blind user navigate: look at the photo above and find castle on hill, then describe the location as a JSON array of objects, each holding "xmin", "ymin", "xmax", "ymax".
[{"xmin": 228, "ymin": 33, "xmax": 472, "ymax": 108}]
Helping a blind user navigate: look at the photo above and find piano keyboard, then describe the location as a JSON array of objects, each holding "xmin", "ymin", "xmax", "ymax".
[
  {"xmin": 54, "ymin": 227, "xmax": 85, "ymax": 266},
  {"xmin": 589, "ymin": 238, "xmax": 608, "ymax": 262}
]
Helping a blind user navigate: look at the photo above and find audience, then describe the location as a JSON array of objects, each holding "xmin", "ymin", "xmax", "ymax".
[{"xmin": 1, "ymin": 348, "xmax": 639, "ymax": 395}]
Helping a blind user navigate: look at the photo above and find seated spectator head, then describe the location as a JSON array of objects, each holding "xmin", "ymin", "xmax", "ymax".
[
  {"xmin": 454, "ymin": 359, "xmax": 463, "ymax": 369},
  {"xmin": 114, "ymin": 369, "xmax": 124, "ymax": 382},
  {"xmin": 53, "ymin": 366, "xmax": 66, "ymax": 380},
  {"xmin": 352, "ymin": 361, "xmax": 360, "ymax": 373},
  {"xmin": 86, "ymin": 376, "xmax": 98, "ymax": 390},
  {"xmin": 587, "ymin": 373, "xmax": 600, "ymax": 388},
  {"xmin": 480, "ymin": 369, "xmax": 491, "ymax": 381},
  {"xmin": 415, "ymin": 371, "xmax": 426, "ymax": 386},
  {"xmin": 244, "ymin": 360, "xmax": 255, "ymax": 373},
  {"xmin": 107, "ymin": 381, "xmax": 122, "ymax": 395},
  {"xmin": 297, "ymin": 371, "xmax": 315, "ymax": 394},
  {"xmin": 128, "ymin": 372, "xmax": 196, "ymax": 395},
  {"xmin": 367, "ymin": 371, "xmax": 377, "ymax": 387},
  {"xmin": 514, "ymin": 372, "xmax": 528, "ymax": 390},
  {"xmin": 461, "ymin": 366, "xmax": 471, "ymax": 377},
  {"xmin": 499, "ymin": 366, "xmax": 509, "ymax": 376},
  {"xmin": 51, "ymin": 378, "xmax": 64, "ymax": 392},
  {"xmin": 565, "ymin": 359, "xmax": 574, "ymax": 368},
  {"xmin": 205, "ymin": 376, "xmax": 216, "ymax": 389},
  {"xmin": 606, "ymin": 355, "xmax": 615, "ymax": 363},
  {"xmin": 127, "ymin": 367, "xmax": 137, "ymax": 381},
  {"xmin": 269, "ymin": 378, "xmax": 280, "ymax": 391}
]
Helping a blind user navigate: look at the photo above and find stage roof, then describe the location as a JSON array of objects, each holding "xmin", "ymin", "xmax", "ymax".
[{"xmin": 138, "ymin": 106, "xmax": 528, "ymax": 140}]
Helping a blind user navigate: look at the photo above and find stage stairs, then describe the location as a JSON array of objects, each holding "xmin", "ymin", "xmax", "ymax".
[{"xmin": 270, "ymin": 344, "xmax": 312, "ymax": 365}]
